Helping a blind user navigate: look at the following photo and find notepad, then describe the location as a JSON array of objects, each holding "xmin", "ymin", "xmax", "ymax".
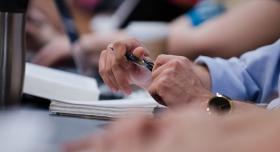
[
  {"xmin": 24, "ymin": 63, "xmax": 165, "ymax": 120},
  {"xmin": 23, "ymin": 63, "xmax": 100, "ymax": 102},
  {"xmin": 50, "ymin": 98, "xmax": 164, "ymax": 120}
]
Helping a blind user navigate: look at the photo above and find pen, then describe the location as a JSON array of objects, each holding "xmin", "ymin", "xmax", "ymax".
[
  {"xmin": 55, "ymin": 0, "xmax": 87, "ymax": 75},
  {"xmin": 125, "ymin": 54, "xmax": 168, "ymax": 105},
  {"xmin": 108, "ymin": 45, "xmax": 154, "ymax": 71},
  {"xmin": 125, "ymin": 53, "xmax": 154, "ymax": 72},
  {"xmin": 108, "ymin": 47, "xmax": 166, "ymax": 105}
]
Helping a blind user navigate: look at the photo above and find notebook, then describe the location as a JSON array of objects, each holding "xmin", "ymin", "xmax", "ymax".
[
  {"xmin": 23, "ymin": 63, "xmax": 100, "ymax": 102},
  {"xmin": 24, "ymin": 63, "xmax": 164, "ymax": 119},
  {"xmin": 49, "ymin": 98, "xmax": 165, "ymax": 120}
]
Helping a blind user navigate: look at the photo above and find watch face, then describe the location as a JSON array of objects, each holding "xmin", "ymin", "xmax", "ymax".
[{"xmin": 208, "ymin": 97, "xmax": 231, "ymax": 113}]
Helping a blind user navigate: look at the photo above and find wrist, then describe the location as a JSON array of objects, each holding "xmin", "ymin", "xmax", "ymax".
[
  {"xmin": 188, "ymin": 88, "xmax": 213, "ymax": 108},
  {"xmin": 193, "ymin": 63, "xmax": 211, "ymax": 90}
]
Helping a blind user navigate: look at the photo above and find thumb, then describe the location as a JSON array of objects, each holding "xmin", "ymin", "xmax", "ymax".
[{"xmin": 133, "ymin": 47, "xmax": 150, "ymax": 60}]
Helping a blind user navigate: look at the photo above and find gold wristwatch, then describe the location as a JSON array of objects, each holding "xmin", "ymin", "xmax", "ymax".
[{"xmin": 206, "ymin": 93, "xmax": 233, "ymax": 114}]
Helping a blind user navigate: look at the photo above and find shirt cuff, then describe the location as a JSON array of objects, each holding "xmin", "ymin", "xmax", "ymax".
[
  {"xmin": 195, "ymin": 56, "xmax": 248, "ymax": 101},
  {"xmin": 195, "ymin": 56, "xmax": 220, "ymax": 94}
]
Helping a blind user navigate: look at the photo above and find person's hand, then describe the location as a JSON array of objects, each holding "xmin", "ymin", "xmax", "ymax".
[
  {"xmin": 32, "ymin": 36, "xmax": 71, "ymax": 67},
  {"xmin": 64, "ymin": 106, "xmax": 278, "ymax": 152},
  {"xmin": 149, "ymin": 54, "xmax": 212, "ymax": 107},
  {"xmin": 99, "ymin": 38, "xmax": 152, "ymax": 94},
  {"xmin": 63, "ymin": 109, "xmax": 211, "ymax": 152},
  {"xmin": 73, "ymin": 33, "xmax": 126, "ymax": 67},
  {"xmin": 26, "ymin": 5, "xmax": 62, "ymax": 50},
  {"xmin": 76, "ymin": 34, "xmax": 106, "ymax": 66}
]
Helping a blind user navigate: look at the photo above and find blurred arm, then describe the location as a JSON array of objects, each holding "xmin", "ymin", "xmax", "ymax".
[{"xmin": 168, "ymin": 0, "xmax": 280, "ymax": 59}]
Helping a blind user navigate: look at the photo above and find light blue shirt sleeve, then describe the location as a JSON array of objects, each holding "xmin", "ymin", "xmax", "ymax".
[
  {"xmin": 267, "ymin": 80, "xmax": 280, "ymax": 110},
  {"xmin": 196, "ymin": 39, "xmax": 280, "ymax": 104}
]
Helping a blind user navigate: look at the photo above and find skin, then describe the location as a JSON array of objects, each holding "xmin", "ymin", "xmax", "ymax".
[
  {"xmin": 168, "ymin": 0, "xmax": 280, "ymax": 59},
  {"xmin": 98, "ymin": 38, "xmax": 211, "ymax": 103},
  {"xmin": 148, "ymin": 54, "xmax": 211, "ymax": 106},
  {"xmin": 99, "ymin": 38, "xmax": 259, "ymax": 110},
  {"xmin": 26, "ymin": 1, "xmax": 63, "ymax": 51},
  {"xmin": 32, "ymin": 36, "xmax": 71, "ymax": 66},
  {"xmin": 31, "ymin": 0, "xmax": 280, "ymax": 66},
  {"xmin": 64, "ymin": 106, "xmax": 280, "ymax": 152}
]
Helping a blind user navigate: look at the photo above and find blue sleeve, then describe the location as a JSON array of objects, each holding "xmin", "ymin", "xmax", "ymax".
[{"xmin": 196, "ymin": 39, "xmax": 280, "ymax": 104}]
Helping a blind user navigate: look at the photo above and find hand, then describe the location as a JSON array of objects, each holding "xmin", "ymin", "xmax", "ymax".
[
  {"xmin": 64, "ymin": 107, "xmax": 278, "ymax": 152},
  {"xmin": 73, "ymin": 33, "xmax": 126, "ymax": 67},
  {"xmin": 26, "ymin": 6, "xmax": 61, "ymax": 50},
  {"xmin": 32, "ymin": 36, "xmax": 71, "ymax": 67},
  {"xmin": 149, "ymin": 54, "xmax": 212, "ymax": 107},
  {"xmin": 99, "ymin": 38, "xmax": 152, "ymax": 94}
]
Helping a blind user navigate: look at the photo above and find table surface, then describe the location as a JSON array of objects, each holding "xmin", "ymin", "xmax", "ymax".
[{"xmin": 0, "ymin": 108, "xmax": 110, "ymax": 152}]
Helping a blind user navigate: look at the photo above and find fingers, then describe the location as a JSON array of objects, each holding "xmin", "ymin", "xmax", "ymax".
[
  {"xmin": 64, "ymin": 117, "xmax": 156, "ymax": 152},
  {"xmin": 32, "ymin": 48, "xmax": 57, "ymax": 66},
  {"xmin": 63, "ymin": 136, "xmax": 97, "ymax": 152},
  {"xmin": 108, "ymin": 42, "xmax": 132, "ymax": 93},
  {"xmin": 99, "ymin": 49, "xmax": 132, "ymax": 94},
  {"xmin": 133, "ymin": 47, "xmax": 150, "ymax": 59},
  {"xmin": 148, "ymin": 76, "xmax": 168, "ymax": 106},
  {"xmin": 113, "ymin": 41, "xmax": 127, "ymax": 62},
  {"xmin": 99, "ymin": 50, "xmax": 119, "ymax": 91},
  {"xmin": 148, "ymin": 55, "xmax": 191, "ymax": 106},
  {"xmin": 151, "ymin": 63, "xmax": 173, "ymax": 82},
  {"xmin": 99, "ymin": 38, "xmax": 151, "ymax": 94},
  {"xmin": 153, "ymin": 54, "xmax": 185, "ymax": 71},
  {"xmin": 153, "ymin": 54, "xmax": 171, "ymax": 70},
  {"xmin": 100, "ymin": 41, "xmax": 129, "ymax": 93},
  {"xmin": 32, "ymin": 36, "xmax": 71, "ymax": 66}
]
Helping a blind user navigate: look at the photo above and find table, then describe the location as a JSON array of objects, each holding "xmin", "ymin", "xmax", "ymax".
[{"xmin": 0, "ymin": 108, "xmax": 110, "ymax": 152}]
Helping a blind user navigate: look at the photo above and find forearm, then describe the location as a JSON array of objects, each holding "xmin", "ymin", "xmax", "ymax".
[
  {"xmin": 167, "ymin": 16, "xmax": 198, "ymax": 59},
  {"xmin": 194, "ymin": 0, "xmax": 280, "ymax": 57},
  {"xmin": 168, "ymin": 0, "xmax": 280, "ymax": 59}
]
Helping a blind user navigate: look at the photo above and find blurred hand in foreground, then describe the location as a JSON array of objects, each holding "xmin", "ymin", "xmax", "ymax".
[{"xmin": 64, "ymin": 106, "xmax": 277, "ymax": 152}]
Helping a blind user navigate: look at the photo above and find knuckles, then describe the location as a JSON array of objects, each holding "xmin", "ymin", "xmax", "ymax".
[
  {"xmin": 112, "ymin": 41, "xmax": 123, "ymax": 49},
  {"xmin": 153, "ymin": 76, "xmax": 171, "ymax": 93},
  {"xmin": 157, "ymin": 54, "xmax": 169, "ymax": 60},
  {"xmin": 155, "ymin": 55, "xmax": 191, "ymax": 71},
  {"xmin": 111, "ymin": 61, "xmax": 121, "ymax": 71},
  {"xmin": 169, "ymin": 57, "xmax": 189, "ymax": 68},
  {"xmin": 99, "ymin": 68, "xmax": 105, "ymax": 76}
]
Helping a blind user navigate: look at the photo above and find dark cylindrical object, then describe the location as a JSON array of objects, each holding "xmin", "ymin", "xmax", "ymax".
[{"xmin": 0, "ymin": 0, "xmax": 29, "ymax": 108}]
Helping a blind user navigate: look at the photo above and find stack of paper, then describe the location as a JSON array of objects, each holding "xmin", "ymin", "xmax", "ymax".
[
  {"xmin": 24, "ymin": 63, "xmax": 100, "ymax": 102},
  {"xmin": 24, "ymin": 63, "xmax": 165, "ymax": 120},
  {"xmin": 50, "ymin": 98, "xmax": 163, "ymax": 120}
]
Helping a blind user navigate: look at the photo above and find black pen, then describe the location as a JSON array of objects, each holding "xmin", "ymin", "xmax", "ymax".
[
  {"xmin": 125, "ymin": 54, "xmax": 154, "ymax": 72},
  {"xmin": 108, "ymin": 44, "xmax": 154, "ymax": 71},
  {"xmin": 125, "ymin": 54, "xmax": 168, "ymax": 105}
]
